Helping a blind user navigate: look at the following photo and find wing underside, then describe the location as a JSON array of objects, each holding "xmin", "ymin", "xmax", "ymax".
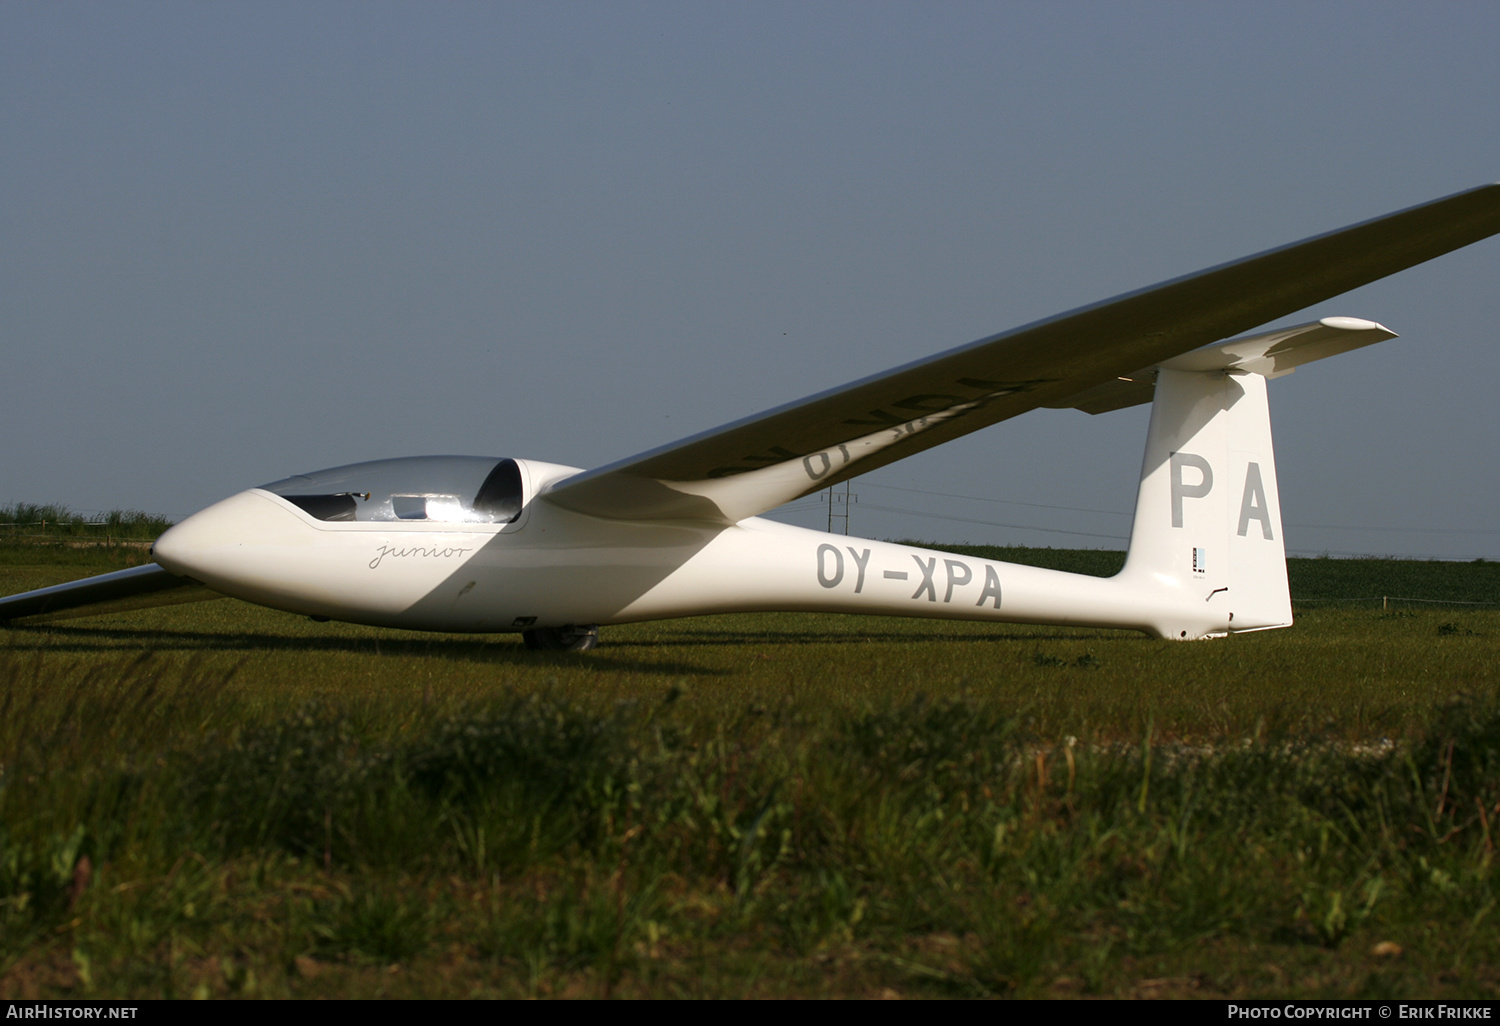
[
  {"xmin": 0, "ymin": 563, "xmax": 221, "ymax": 625},
  {"xmin": 542, "ymin": 182, "xmax": 1500, "ymax": 524}
]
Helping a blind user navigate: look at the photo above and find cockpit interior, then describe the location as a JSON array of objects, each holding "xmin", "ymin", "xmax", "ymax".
[{"xmin": 261, "ymin": 456, "xmax": 525, "ymax": 524}]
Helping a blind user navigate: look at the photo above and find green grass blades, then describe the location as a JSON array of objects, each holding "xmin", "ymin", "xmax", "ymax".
[
  {"xmin": 0, "ymin": 504, "xmax": 171, "ymax": 545},
  {"xmin": 1, "ymin": 546, "xmax": 1497, "ymax": 998}
]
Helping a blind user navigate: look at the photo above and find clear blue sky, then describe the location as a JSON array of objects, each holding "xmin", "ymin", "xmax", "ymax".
[{"xmin": 5, "ymin": 1, "xmax": 1498, "ymax": 558}]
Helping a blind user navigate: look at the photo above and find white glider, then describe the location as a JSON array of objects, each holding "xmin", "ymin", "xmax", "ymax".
[{"xmin": 5, "ymin": 185, "xmax": 1499, "ymax": 648}]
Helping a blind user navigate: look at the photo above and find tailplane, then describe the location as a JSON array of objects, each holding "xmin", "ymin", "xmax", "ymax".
[{"xmin": 1110, "ymin": 317, "xmax": 1396, "ymax": 636}]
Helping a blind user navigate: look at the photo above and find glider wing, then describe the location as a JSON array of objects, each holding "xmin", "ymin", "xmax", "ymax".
[
  {"xmin": 542, "ymin": 183, "xmax": 1500, "ymax": 523},
  {"xmin": 0, "ymin": 563, "xmax": 221, "ymax": 625}
]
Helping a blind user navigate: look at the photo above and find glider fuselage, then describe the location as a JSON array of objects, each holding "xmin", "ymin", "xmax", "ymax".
[{"xmin": 151, "ymin": 468, "xmax": 1229, "ymax": 640}]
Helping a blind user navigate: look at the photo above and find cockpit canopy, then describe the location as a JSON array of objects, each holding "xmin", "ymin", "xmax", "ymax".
[{"xmin": 260, "ymin": 456, "xmax": 524, "ymax": 524}]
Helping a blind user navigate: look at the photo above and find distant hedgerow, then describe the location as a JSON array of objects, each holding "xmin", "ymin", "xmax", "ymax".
[{"xmin": 0, "ymin": 502, "xmax": 172, "ymax": 541}]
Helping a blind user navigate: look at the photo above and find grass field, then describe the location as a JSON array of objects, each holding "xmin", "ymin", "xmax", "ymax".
[{"xmin": 1, "ymin": 541, "xmax": 1497, "ymax": 999}]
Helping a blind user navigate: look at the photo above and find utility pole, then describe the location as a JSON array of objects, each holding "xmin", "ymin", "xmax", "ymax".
[{"xmin": 823, "ymin": 480, "xmax": 856, "ymax": 535}]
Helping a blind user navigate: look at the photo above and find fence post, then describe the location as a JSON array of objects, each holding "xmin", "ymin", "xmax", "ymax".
[{"xmin": 1383, "ymin": 596, "xmax": 1388, "ymax": 611}]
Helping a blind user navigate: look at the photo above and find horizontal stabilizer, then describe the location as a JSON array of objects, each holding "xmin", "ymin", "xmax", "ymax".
[
  {"xmin": 1054, "ymin": 317, "xmax": 1399, "ymax": 414},
  {"xmin": 0, "ymin": 563, "xmax": 221, "ymax": 625}
]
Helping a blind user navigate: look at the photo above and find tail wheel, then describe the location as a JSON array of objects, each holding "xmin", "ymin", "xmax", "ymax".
[{"xmin": 522, "ymin": 624, "xmax": 600, "ymax": 651}]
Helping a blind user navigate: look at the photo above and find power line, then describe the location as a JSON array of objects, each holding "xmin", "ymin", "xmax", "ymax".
[
  {"xmin": 856, "ymin": 502, "xmax": 1129, "ymax": 541},
  {"xmin": 1289, "ymin": 523, "xmax": 1500, "ymax": 536},
  {"xmin": 781, "ymin": 496, "xmax": 1494, "ymax": 557},
  {"xmin": 860, "ymin": 481, "xmax": 1130, "ymax": 517},
  {"xmin": 860, "ymin": 480, "xmax": 1498, "ymax": 537},
  {"xmin": 1285, "ymin": 548, "xmax": 1495, "ymax": 561}
]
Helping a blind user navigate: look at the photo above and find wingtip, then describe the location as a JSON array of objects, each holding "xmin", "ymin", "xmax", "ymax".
[{"xmin": 1318, "ymin": 316, "xmax": 1393, "ymax": 334}]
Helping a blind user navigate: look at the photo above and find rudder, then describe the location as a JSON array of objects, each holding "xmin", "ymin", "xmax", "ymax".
[{"xmin": 1118, "ymin": 365, "xmax": 1290, "ymax": 636}]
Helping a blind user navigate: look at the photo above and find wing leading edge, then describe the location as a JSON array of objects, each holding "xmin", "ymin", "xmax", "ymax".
[{"xmin": 543, "ymin": 182, "xmax": 1500, "ymax": 524}]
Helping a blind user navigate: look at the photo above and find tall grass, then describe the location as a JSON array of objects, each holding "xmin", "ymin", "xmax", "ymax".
[
  {"xmin": 3, "ymin": 658, "xmax": 1498, "ymax": 997},
  {"xmin": 0, "ymin": 503, "xmax": 172, "ymax": 544},
  {"xmin": 2, "ymin": 547, "xmax": 1497, "ymax": 997}
]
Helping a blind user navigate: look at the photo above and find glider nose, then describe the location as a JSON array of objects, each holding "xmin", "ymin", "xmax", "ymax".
[{"xmin": 152, "ymin": 489, "xmax": 312, "ymax": 602}]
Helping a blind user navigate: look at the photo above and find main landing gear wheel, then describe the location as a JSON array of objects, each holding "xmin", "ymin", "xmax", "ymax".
[{"xmin": 522, "ymin": 624, "xmax": 601, "ymax": 651}]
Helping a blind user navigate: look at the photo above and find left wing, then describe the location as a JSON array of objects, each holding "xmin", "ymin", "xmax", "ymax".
[
  {"xmin": 542, "ymin": 182, "xmax": 1500, "ymax": 524},
  {"xmin": 0, "ymin": 563, "xmax": 221, "ymax": 625}
]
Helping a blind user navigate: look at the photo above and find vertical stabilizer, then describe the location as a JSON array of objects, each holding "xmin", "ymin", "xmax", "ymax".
[{"xmin": 1118, "ymin": 365, "xmax": 1291, "ymax": 636}]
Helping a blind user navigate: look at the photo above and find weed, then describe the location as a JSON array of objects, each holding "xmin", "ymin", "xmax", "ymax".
[{"xmin": 319, "ymin": 890, "xmax": 435, "ymax": 964}]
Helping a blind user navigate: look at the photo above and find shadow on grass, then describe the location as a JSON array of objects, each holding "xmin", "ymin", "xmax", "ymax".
[
  {"xmin": 611, "ymin": 626, "xmax": 1138, "ymax": 647},
  {"xmin": 0, "ymin": 624, "xmax": 727, "ymax": 676}
]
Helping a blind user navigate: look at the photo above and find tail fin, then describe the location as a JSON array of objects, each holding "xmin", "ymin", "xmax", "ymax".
[
  {"xmin": 1116, "ymin": 317, "xmax": 1396, "ymax": 636},
  {"xmin": 1119, "ymin": 365, "xmax": 1290, "ymax": 634}
]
